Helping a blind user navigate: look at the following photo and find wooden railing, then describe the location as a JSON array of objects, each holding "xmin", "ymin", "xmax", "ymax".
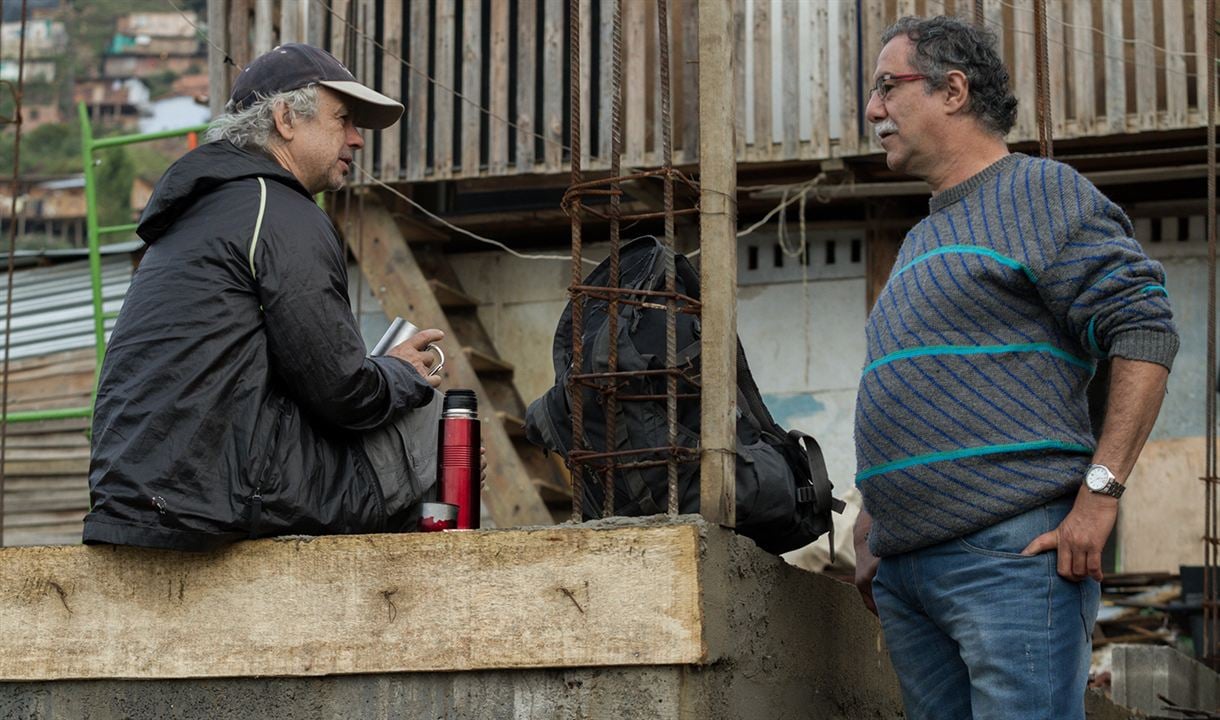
[{"xmin": 208, "ymin": 0, "xmax": 1216, "ymax": 183}]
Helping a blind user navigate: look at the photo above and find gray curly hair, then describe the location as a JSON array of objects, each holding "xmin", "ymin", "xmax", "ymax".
[
  {"xmin": 882, "ymin": 15, "xmax": 1018, "ymax": 136},
  {"xmin": 204, "ymin": 86, "xmax": 321, "ymax": 150}
]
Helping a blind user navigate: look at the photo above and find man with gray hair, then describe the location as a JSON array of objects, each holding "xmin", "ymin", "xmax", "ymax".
[
  {"xmin": 851, "ymin": 16, "xmax": 1176, "ymax": 719},
  {"xmin": 84, "ymin": 44, "xmax": 448, "ymax": 550}
]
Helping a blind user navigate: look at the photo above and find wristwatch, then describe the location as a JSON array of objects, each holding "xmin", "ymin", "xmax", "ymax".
[{"xmin": 1084, "ymin": 464, "xmax": 1125, "ymax": 499}]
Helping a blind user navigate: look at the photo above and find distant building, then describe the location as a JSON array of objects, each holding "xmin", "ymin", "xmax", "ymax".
[
  {"xmin": 0, "ymin": 18, "xmax": 66, "ymax": 59},
  {"xmin": 0, "ymin": 58, "xmax": 55, "ymax": 82},
  {"xmin": 0, "ymin": 176, "xmax": 87, "ymax": 247},
  {"xmin": 103, "ymin": 11, "xmax": 204, "ymax": 81},
  {"xmin": 74, "ymin": 78, "xmax": 150, "ymax": 130}
]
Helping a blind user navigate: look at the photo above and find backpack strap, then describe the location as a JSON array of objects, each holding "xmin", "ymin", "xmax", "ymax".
[{"xmin": 787, "ymin": 429, "xmax": 846, "ymax": 565}]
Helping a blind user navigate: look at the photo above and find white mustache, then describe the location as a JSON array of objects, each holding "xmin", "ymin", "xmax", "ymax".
[{"xmin": 874, "ymin": 120, "xmax": 898, "ymax": 139}]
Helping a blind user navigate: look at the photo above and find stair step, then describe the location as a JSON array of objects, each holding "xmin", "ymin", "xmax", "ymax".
[
  {"xmin": 497, "ymin": 411, "xmax": 526, "ymax": 439},
  {"xmin": 429, "ymin": 280, "xmax": 478, "ymax": 310},
  {"xmin": 464, "ymin": 347, "xmax": 514, "ymax": 375}
]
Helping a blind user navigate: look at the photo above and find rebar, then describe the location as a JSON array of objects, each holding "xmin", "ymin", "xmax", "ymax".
[
  {"xmin": 567, "ymin": 0, "xmax": 586, "ymax": 522},
  {"xmin": 563, "ymin": 0, "xmax": 697, "ymax": 521},
  {"xmin": 657, "ymin": 0, "xmax": 678, "ymax": 514},
  {"xmin": 1032, "ymin": 0, "xmax": 1054, "ymax": 158},
  {"xmin": 603, "ymin": 0, "xmax": 624, "ymax": 519}
]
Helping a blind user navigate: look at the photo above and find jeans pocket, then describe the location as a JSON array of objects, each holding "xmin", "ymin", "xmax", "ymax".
[{"xmin": 957, "ymin": 505, "xmax": 1049, "ymax": 560}]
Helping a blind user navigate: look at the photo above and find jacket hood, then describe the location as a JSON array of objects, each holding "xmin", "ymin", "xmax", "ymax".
[{"xmin": 137, "ymin": 141, "xmax": 310, "ymax": 244}]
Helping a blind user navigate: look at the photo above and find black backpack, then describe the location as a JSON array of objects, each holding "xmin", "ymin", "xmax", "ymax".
[{"xmin": 524, "ymin": 237, "xmax": 844, "ymax": 556}]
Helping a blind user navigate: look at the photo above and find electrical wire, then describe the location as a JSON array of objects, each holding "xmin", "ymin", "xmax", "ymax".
[{"xmin": 354, "ymin": 163, "xmax": 597, "ymax": 265}]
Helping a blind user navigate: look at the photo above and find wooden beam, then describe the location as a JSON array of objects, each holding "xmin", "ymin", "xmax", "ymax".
[
  {"xmin": 0, "ymin": 523, "xmax": 703, "ymax": 680},
  {"xmin": 697, "ymin": 0, "xmax": 736, "ymax": 529},
  {"xmin": 207, "ymin": 0, "xmax": 229, "ymax": 117},
  {"xmin": 336, "ymin": 195, "xmax": 553, "ymax": 528},
  {"xmin": 380, "ymin": 0, "xmax": 404, "ymax": 180},
  {"xmin": 460, "ymin": 0, "xmax": 483, "ymax": 175}
]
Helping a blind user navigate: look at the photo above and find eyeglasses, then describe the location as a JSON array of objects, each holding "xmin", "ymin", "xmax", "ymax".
[{"xmin": 870, "ymin": 73, "xmax": 929, "ymax": 100}]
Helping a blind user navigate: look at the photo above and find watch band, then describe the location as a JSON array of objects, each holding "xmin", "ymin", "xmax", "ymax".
[{"xmin": 1087, "ymin": 464, "xmax": 1126, "ymax": 499}]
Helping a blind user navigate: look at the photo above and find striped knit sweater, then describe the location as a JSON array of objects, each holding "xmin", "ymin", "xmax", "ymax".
[{"xmin": 855, "ymin": 153, "xmax": 1178, "ymax": 557}]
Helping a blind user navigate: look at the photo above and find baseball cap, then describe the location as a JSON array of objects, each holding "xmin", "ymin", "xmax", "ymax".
[{"xmin": 228, "ymin": 43, "xmax": 404, "ymax": 129}]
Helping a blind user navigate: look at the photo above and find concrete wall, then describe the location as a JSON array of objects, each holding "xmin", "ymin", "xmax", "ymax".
[{"xmin": 366, "ymin": 211, "xmax": 1209, "ymax": 573}]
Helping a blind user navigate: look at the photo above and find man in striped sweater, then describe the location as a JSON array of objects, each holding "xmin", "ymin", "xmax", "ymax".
[{"xmin": 851, "ymin": 16, "xmax": 1177, "ymax": 719}]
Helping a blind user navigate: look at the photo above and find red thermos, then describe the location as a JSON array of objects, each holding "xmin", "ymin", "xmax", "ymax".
[{"xmin": 436, "ymin": 389, "xmax": 481, "ymax": 529}]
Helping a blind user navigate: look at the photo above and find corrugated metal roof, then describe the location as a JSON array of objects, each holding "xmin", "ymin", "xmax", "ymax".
[{"xmin": 0, "ymin": 255, "xmax": 133, "ymax": 361}]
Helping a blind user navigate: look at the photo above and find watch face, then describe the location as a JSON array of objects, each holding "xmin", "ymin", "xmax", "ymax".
[{"xmin": 1086, "ymin": 466, "xmax": 1110, "ymax": 491}]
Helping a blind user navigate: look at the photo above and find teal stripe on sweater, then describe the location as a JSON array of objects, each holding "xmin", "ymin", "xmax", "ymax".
[
  {"xmin": 856, "ymin": 440, "xmax": 1094, "ymax": 483},
  {"xmin": 862, "ymin": 342, "xmax": 1093, "ymax": 376},
  {"xmin": 895, "ymin": 245, "xmax": 1038, "ymax": 283}
]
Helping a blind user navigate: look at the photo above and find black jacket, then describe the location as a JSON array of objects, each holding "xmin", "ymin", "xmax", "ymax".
[{"xmin": 83, "ymin": 141, "xmax": 433, "ymax": 551}]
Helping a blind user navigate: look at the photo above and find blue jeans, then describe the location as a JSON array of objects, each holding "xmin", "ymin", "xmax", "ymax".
[{"xmin": 872, "ymin": 496, "xmax": 1101, "ymax": 720}]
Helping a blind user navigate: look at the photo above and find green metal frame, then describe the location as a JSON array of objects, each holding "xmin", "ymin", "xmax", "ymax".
[{"xmin": 0, "ymin": 106, "xmax": 206, "ymax": 424}]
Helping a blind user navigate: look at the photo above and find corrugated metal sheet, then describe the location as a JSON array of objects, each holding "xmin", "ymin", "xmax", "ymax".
[
  {"xmin": 0, "ymin": 254, "xmax": 133, "ymax": 362},
  {"xmin": 0, "ymin": 252, "xmax": 137, "ymax": 546}
]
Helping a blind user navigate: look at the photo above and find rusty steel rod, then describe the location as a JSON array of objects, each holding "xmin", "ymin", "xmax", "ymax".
[
  {"xmin": 567, "ymin": 0, "xmax": 587, "ymax": 522},
  {"xmin": 657, "ymin": 0, "xmax": 679, "ymax": 514},
  {"xmin": 603, "ymin": 0, "xmax": 624, "ymax": 519}
]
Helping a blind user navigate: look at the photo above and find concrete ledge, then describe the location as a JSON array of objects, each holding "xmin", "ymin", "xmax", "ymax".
[
  {"xmin": 1112, "ymin": 644, "xmax": 1220, "ymax": 716},
  {"xmin": 1, "ymin": 517, "xmax": 908, "ymax": 718}
]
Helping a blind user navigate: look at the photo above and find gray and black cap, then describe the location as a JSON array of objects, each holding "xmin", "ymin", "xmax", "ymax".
[{"xmin": 227, "ymin": 43, "xmax": 403, "ymax": 129}]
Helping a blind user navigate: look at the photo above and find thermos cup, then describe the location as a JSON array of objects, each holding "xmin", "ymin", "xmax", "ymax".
[
  {"xmin": 370, "ymin": 317, "xmax": 445, "ymax": 377},
  {"xmin": 437, "ymin": 389, "xmax": 481, "ymax": 529}
]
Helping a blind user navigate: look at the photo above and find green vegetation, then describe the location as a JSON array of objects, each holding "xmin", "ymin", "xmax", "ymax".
[{"xmin": 94, "ymin": 144, "xmax": 133, "ymax": 227}]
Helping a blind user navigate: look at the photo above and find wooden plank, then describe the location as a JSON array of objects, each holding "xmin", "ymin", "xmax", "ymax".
[
  {"xmin": 487, "ymin": 0, "xmax": 510, "ymax": 175},
  {"xmin": 380, "ymin": 0, "xmax": 404, "ymax": 180},
  {"xmin": 0, "ymin": 523, "xmax": 705, "ymax": 679},
  {"xmin": 229, "ymin": 0, "xmax": 253, "ymax": 71},
  {"xmin": 253, "ymin": 0, "xmax": 273, "ymax": 54},
  {"xmin": 306, "ymin": 0, "xmax": 325, "ymax": 46},
  {"xmin": 1133, "ymin": 0, "xmax": 1156, "ymax": 130},
  {"xmin": 1103, "ymin": 0, "xmax": 1127, "ymax": 133},
  {"xmin": 780, "ymin": 0, "xmax": 799, "ymax": 159},
  {"xmin": 698, "ymin": 0, "xmax": 737, "ymax": 528},
  {"xmin": 645, "ymin": 0, "xmax": 658, "ymax": 165},
  {"xmin": 328, "ymin": 0, "xmax": 350, "ymax": 65},
  {"xmin": 750, "ymin": 0, "xmax": 771, "ymax": 160},
  {"xmin": 1163, "ymin": 0, "xmax": 1187, "ymax": 128},
  {"xmin": 862, "ymin": 0, "xmax": 884, "ymax": 153},
  {"xmin": 543, "ymin": 0, "xmax": 564, "ymax": 170},
  {"xmin": 1046, "ymin": 0, "xmax": 1066, "ymax": 138},
  {"xmin": 733, "ymin": 0, "xmax": 746, "ymax": 158},
  {"xmin": 340, "ymin": 198, "xmax": 552, "ymax": 528},
  {"xmin": 809, "ymin": 0, "xmax": 829, "ymax": 158},
  {"xmin": 580, "ymin": 0, "xmax": 593, "ymax": 168},
  {"xmin": 280, "ymin": 0, "xmax": 300, "ymax": 45},
  {"xmin": 516, "ymin": 0, "xmax": 538, "ymax": 172},
  {"xmin": 837, "ymin": 0, "xmax": 859, "ymax": 155},
  {"xmin": 404, "ymin": 0, "xmax": 428, "ymax": 180},
  {"xmin": 460, "ymin": 0, "xmax": 483, "ymax": 176},
  {"xmin": 680, "ymin": 0, "xmax": 700, "ymax": 164},
  {"xmin": 208, "ymin": 0, "xmax": 229, "ymax": 116},
  {"xmin": 897, "ymin": 0, "xmax": 916, "ymax": 18},
  {"xmin": 428, "ymin": 279, "xmax": 478, "ymax": 308},
  {"xmin": 983, "ymin": 0, "xmax": 1003, "ymax": 58},
  {"xmin": 624, "ymin": 0, "xmax": 647, "ymax": 165},
  {"xmin": 1068, "ymin": 0, "xmax": 1094, "ymax": 135},
  {"xmin": 1011, "ymin": 0, "xmax": 1036, "ymax": 141},
  {"xmin": 433, "ymin": 0, "xmax": 457, "ymax": 178},
  {"xmin": 1197, "ymin": 0, "xmax": 1210, "ymax": 120},
  {"xmin": 598, "ymin": 0, "xmax": 613, "ymax": 164}
]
